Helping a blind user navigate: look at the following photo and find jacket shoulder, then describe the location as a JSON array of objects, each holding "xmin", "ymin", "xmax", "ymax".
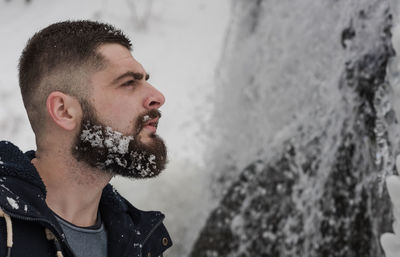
[
  {"xmin": 141, "ymin": 221, "xmax": 172, "ymax": 257},
  {"xmin": 100, "ymin": 185, "xmax": 173, "ymax": 256}
]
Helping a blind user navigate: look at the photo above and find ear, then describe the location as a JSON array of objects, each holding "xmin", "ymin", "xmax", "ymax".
[{"xmin": 46, "ymin": 91, "xmax": 81, "ymax": 131}]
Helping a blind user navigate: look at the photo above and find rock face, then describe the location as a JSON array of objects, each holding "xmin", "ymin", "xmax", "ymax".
[{"xmin": 190, "ymin": 0, "xmax": 398, "ymax": 256}]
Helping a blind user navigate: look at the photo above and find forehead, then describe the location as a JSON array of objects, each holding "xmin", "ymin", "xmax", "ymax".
[
  {"xmin": 97, "ymin": 43, "xmax": 145, "ymax": 74},
  {"xmin": 88, "ymin": 43, "xmax": 145, "ymax": 89}
]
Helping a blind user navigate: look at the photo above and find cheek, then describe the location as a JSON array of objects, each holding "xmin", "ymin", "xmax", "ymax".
[{"xmin": 96, "ymin": 100, "xmax": 142, "ymax": 133}]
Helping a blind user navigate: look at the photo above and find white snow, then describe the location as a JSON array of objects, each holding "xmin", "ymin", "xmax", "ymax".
[
  {"xmin": 81, "ymin": 124, "xmax": 134, "ymax": 155},
  {"xmin": 80, "ymin": 125, "xmax": 105, "ymax": 148},
  {"xmin": 381, "ymin": 175, "xmax": 400, "ymax": 257},
  {"xmin": 143, "ymin": 115, "xmax": 151, "ymax": 122},
  {"xmin": 148, "ymin": 154, "xmax": 156, "ymax": 165},
  {"xmin": 6, "ymin": 197, "xmax": 19, "ymax": 210},
  {"xmin": 105, "ymin": 127, "xmax": 133, "ymax": 154},
  {"xmin": 0, "ymin": 184, "xmax": 12, "ymax": 194}
]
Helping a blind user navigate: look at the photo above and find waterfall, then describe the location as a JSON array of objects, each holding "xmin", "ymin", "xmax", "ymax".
[{"xmin": 190, "ymin": 0, "xmax": 399, "ymax": 256}]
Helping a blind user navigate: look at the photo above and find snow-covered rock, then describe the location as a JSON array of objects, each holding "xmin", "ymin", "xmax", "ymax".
[{"xmin": 191, "ymin": 0, "xmax": 399, "ymax": 256}]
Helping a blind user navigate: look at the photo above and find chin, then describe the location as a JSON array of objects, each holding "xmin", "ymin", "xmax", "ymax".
[{"xmin": 139, "ymin": 133, "xmax": 157, "ymax": 142}]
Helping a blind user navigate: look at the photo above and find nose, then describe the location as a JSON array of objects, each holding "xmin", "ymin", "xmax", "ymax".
[{"xmin": 143, "ymin": 84, "xmax": 165, "ymax": 110}]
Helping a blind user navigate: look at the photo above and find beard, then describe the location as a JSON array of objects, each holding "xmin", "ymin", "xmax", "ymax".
[{"xmin": 72, "ymin": 101, "xmax": 167, "ymax": 179}]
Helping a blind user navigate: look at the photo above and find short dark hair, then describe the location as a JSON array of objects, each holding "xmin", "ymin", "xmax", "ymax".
[{"xmin": 18, "ymin": 20, "xmax": 132, "ymax": 137}]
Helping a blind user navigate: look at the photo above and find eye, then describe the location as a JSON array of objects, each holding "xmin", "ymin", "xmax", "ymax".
[{"xmin": 121, "ymin": 80, "xmax": 136, "ymax": 87}]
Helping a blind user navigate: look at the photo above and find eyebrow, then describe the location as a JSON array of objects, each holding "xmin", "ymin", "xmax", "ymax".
[{"xmin": 112, "ymin": 71, "xmax": 150, "ymax": 84}]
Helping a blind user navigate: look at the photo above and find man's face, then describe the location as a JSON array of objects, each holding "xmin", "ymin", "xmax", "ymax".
[{"xmin": 72, "ymin": 43, "xmax": 167, "ymax": 178}]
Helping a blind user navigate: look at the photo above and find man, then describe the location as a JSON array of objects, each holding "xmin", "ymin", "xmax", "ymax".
[{"xmin": 0, "ymin": 20, "xmax": 172, "ymax": 257}]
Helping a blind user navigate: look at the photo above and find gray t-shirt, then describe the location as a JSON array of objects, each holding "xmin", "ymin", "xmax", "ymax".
[{"xmin": 54, "ymin": 213, "xmax": 108, "ymax": 257}]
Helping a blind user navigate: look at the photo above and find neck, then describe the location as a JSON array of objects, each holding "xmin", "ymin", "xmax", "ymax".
[{"xmin": 32, "ymin": 148, "xmax": 112, "ymax": 227}]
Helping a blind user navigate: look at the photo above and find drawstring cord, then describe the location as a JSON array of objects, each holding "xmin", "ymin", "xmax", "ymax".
[
  {"xmin": 0, "ymin": 208, "xmax": 13, "ymax": 257},
  {"xmin": 0, "ymin": 209, "xmax": 65, "ymax": 257},
  {"xmin": 45, "ymin": 228, "xmax": 64, "ymax": 257}
]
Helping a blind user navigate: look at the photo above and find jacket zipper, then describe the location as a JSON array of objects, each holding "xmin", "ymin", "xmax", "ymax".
[
  {"xmin": 1, "ymin": 208, "xmax": 77, "ymax": 257},
  {"xmin": 138, "ymin": 218, "xmax": 164, "ymax": 257}
]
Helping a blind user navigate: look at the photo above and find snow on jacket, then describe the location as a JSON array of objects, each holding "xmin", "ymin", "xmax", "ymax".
[{"xmin": 0, "ymin": 141, "xmax": 172, "ymax": 257}]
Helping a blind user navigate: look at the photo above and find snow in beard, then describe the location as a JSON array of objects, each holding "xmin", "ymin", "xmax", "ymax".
[
  {"xmin": 143, "ymin": 115, "xmax": 151, "ymax": 122},
  {"xmin": 78, "ymin": 119, "xmax": 159, "ymax": 178}
]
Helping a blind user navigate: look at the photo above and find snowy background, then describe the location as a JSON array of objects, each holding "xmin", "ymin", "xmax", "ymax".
[
  {"xmin": 0, "ymin": 0, "xmax": 230, "ymax": 256},
  {"xmin": 3, "ymin": 0, "xmax": 400, "ymax": 256}
]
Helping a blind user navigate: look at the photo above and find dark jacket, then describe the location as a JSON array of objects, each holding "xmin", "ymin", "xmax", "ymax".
[{"xmin": 0, "ymin": 141, "xmax": 172, "ymax": 257}]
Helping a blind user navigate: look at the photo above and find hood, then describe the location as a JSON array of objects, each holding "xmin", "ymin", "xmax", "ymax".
[
  {"xmin": 0, "ymin": 141, "xmax": 45, "ymax": 194},
  {"xmin": 0, "ymin": 141, "xmax": 49, "ymax": 219}
]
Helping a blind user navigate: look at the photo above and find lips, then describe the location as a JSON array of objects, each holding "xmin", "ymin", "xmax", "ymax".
[
  {"xmin": 143, "ymin": 117, "xmax": 159, "ymax": 133},
  {"xmin": 138, "ymin": 109, "xmax": 161, "ymax": 135}
]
